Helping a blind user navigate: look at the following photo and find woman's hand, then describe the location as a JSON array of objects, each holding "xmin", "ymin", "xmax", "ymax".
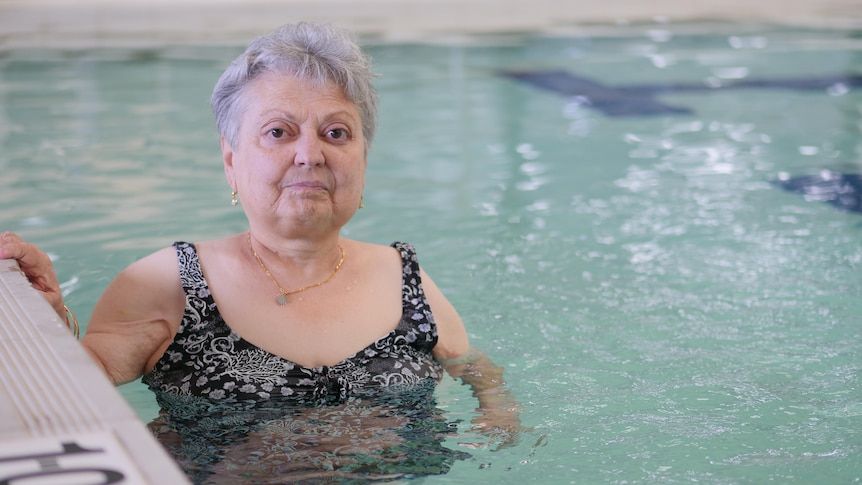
[
  {"xmin": 442, "ymin": 348, "xmax": 528, "ymax": 451},
  {"xmin": 0, "ymin": 231, "xmax": 66, "ymax": 322}
]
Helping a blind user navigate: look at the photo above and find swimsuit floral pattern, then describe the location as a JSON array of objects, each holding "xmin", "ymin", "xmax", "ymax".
[{"xmin": 143, "ymin": 241, "xmax": 443, "ymax": 404}]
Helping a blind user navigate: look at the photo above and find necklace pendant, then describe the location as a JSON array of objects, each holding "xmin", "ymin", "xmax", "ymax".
[{"xmin": 276, "ymin": 293, "xmax": 288, "ymax": 306}]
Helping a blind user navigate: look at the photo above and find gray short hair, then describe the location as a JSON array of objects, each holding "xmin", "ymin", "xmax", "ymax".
[{"xmin": 211, "ymin": 22, "xmax": 379, "ymax": 150}]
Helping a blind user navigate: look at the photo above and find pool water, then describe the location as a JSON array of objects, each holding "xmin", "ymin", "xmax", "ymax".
[{"xmin": 2, "ymin": 22, "xmax": 861, "ymax": 484}]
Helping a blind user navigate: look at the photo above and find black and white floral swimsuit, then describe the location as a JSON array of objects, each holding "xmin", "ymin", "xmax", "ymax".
[{"xmin": 143, "ymin": 241, "xmax": 443, "ymax": 404}]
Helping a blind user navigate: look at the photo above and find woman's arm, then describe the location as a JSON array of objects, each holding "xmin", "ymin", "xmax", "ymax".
[
  {"xmin": 421, "ymin": 268, "xmax": 524, "ymax": 450},
  {"xmin": 83, "ymin": 247, "xmax": 185, "ymax": 384},
  {"xmin": 440, "ymin": 348, "xmax": 523, "ymax": 450}
]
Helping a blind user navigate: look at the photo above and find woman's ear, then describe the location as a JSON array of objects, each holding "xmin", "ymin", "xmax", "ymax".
[{"xmin": 222, "ymin": 136, "xmax": 236, "ymax": 186}]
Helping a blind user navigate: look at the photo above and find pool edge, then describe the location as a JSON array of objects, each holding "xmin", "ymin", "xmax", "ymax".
[
  {"xmin": 0, "ymin": 0, "xmax": 860, "ymax": 49},
  {"xmin": 0, "ymin": 258, "xmax": 189, "ymax": 484}
]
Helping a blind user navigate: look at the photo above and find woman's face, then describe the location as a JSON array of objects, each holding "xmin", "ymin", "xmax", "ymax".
[{"xmin": 223, "ymin": 71, "xmax": 367, "ymax": 238}]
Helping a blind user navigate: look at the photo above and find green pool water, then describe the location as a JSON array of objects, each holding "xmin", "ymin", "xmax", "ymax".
[{"xmin": 1, "ymin": 22, "xmax": 860, "ymax": 484}]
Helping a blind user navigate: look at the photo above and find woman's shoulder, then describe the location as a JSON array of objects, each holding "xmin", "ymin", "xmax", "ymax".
[
  {"xmin": 182, "ymin": 233, "xmax": 243, "ymax": 250},
  {"xmin": 127, "ymin": 244, "xmax": 184, "ymax": 272},
  {"xmin": 342, "ymin": 239, "xmax": 412, "ymax": 263},
  {"xmin": 175, "ymin": 234, "xmax": 246, "ymax": 261}
]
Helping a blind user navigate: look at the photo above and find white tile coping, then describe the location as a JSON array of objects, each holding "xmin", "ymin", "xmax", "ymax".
[{"xmin": 0, "ymin": 258, "xmax": 190, "ymax": 484}]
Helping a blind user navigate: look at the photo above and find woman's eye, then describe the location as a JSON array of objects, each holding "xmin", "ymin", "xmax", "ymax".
[
  {"xmin": 269, "ymin": 128, "xmax": 285, "ymax": 138},
  {"xmin": 327, "ymin": 128, "xmax": 348, "ymax": 140}
]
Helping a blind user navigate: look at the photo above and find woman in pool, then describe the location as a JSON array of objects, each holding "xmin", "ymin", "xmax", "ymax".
[{"xmin": 0, "ymin": 22, "xmax": 520, "ymax": 480}]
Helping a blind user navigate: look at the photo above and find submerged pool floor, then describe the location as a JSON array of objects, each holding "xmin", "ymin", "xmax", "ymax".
[
  {"xmin": 503, "ymin": 68, "xmax": 862, "ymax": 116},
  {"xmin": 1, "ymin": 22, "xmax": 860, "ymax": 483}
]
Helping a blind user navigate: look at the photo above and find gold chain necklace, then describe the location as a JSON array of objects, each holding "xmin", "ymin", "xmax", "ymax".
[{"xmin": 247, "ymin": 231, "xmax": 345, "ymax": 306}]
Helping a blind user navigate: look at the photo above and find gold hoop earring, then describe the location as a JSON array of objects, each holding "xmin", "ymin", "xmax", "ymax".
[
  {"xmin": 359, "ymin": 194, "xmax": 365, "ymax": 209},
  {"xmin": 231, "ymin": 190, "xmax": 238, "ymax": 206}
]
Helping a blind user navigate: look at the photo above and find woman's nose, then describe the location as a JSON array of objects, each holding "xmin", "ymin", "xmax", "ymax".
[{"xmin": 293, "ymin": 133, "xmax": 325, "ymax": 167}]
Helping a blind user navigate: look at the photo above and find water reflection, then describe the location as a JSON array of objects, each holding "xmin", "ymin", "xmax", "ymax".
[{"xmin": 148, "ymin": 383, "xmax": 469, "ymax": 484}]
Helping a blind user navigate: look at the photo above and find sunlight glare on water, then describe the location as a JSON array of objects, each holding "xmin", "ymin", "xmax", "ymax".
[{"xmin": 1, "ymin": 23, "xmax": 860, "ymax": 484}]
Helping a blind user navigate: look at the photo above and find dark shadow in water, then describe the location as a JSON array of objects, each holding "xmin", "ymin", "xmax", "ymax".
[
  {"xmin": 772, "ymin": 170, "xmax": 862, "ymax": 214},
  {"xmin": 501, "ymin": 69, "xmax": 862, "ymax": 116},
  {"xmin": 148, "ymin": 383, "xmax": 470, "ymax": 484}
]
